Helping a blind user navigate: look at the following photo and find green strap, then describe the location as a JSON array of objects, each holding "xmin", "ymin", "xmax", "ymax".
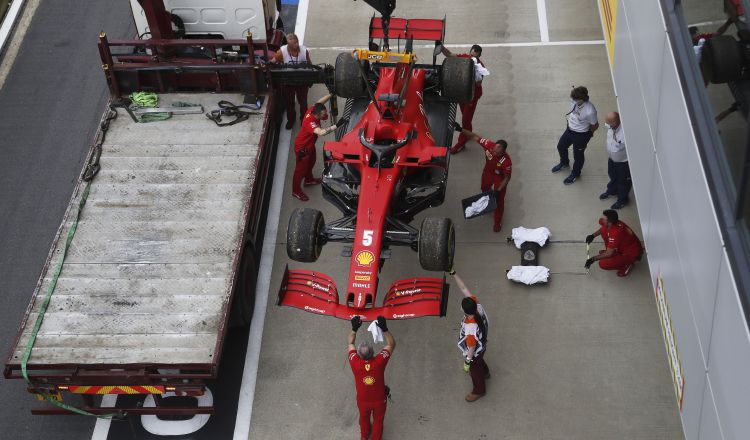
[
  {"xmin": 129, "ymin": 91, "xmax": 171, "ymax": 122},
  {"xmin": 20, "ymin": 182, "xmax": 116, "ymax": 418}
]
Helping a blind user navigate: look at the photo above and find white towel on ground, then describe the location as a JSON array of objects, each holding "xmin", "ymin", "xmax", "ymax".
[
  {"xmin": 465, "ymin": 195, "xmax": 490, "ymax": 218},
  {"xmin": 507, "ymin": 266, "xmax": 550, "ymax": 285},
  {"xmin": 367, "ymin": 320, "xmax": 384, "ymax": 343},
  {"xmin": 511, "ymin": 226, "xmax": 551, "ymax": 249}
]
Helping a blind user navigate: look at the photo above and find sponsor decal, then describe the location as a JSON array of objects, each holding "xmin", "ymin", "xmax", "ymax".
[
  {"xmin": 365, "ymin": 364, "xmax": 371, "ymax": 372},
  {"xmin": 353, "ymin": 283, "xmax": 371, "ymax": 288},
  {"xmin": 395, "ymin": 288, "xmax": 421, "ymax": 296},
  {"xmin": 355, "ymin": 250, "xmax": 375, "ymax": 267},
  {"xmin": 354, "ymin": 270, "xmax": 372, "ymax": 275},
  {"xmin": 392, "ymin": 313, "xmax": 415, "ymax": 319},
  {"xmin": 367, "ymin": 53, "xmax": 383, "ymax": 60},
  {"xmin": 306, "ymin": 280, "xmax": 330, "ymax": 293},
  {"xmin": 304, "ymin": 306, "xmax": 326, "ymax": 314},
  {"xmin": 363, "ymin": 376, "xmax": 376, "ymax": 385},
  {"xmin": 355, "ymin": 275, "xmax": 371, "ymax": 281}
]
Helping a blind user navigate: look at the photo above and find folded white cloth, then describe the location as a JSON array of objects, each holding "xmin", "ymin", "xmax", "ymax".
[
  {"xmin": 507, "ymin": 266, "xmax": 550, "ymax": 285},
  {"xmin": 511, "ymin": 226, "xmax": 551, "ymax": 249},
  {"xmin": 472, "ymin": 57, "xmax": 490, "ymax": 80},
  {"xmin": 367, "ymin": 320, "xmax": 384, "ymax": 343},
  {"xmin": 465, "ymin": 195, "xmax": 490, "ymax": 218}
]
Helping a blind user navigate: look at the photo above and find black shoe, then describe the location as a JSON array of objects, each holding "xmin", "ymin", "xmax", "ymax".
[
  {"xmin": 551, "ymin": 162, "xmax": 569, "ymax": 173},
  {"xmin": 611, "ymin": 200, "xmax": 627, "ymax": 209},
  {"xmin": 563, "ymin": 174, "xmax": 578, "ymax": 185},
  {"xmin": 599, "ymin": 191, "xmax": 612, "ymax": 200},
  {"xmin": 285, "ymin": 119, "xmax": 294, "ymax": 130}
]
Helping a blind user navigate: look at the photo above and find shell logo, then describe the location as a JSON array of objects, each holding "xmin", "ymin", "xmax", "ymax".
[
  {"xmin": 355, "ymin": 251, "xmax": 375, "ymax": 267},
  {"xmin": 363, "ymin": 376, "xmax": 375, "ymax": 385}
]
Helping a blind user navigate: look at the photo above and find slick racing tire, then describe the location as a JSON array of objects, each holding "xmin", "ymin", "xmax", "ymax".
[
  {"xmin": 441, "ymin": 56, "xmax": 474, "ymax": 103},
  {"xmin": 418, "ymin": 217, "xmax": 455, "ymax": 271},
  {"xmin": 287, "ymin": 208, "xmax": 326, "ymax": 262},
  {"xmin": 701, "ymin": 35, "xmax": 742, "ymax": 84},
  {"xmin": 334, "ymin": 52, "xmax": 367, "ymax": 98}
]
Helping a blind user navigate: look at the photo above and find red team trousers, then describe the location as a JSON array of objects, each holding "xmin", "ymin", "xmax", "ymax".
[
  {"xmin": 480, "ymin": 173, "xmax": 507, "ymax": 225},
  {"xmin": 598, "ymin": 251, "xmax": 639, "ymax": 271},
  {"xmin": 357, "ymin": 399, "xmax": 387, "ymax": 440},
  {"xmin": 454, "ymin": 85, "xmax": 483, "ymax": 148},
  {"xmin": 292, "ymin": 147, "xmax": 316, "ymax": 194}
]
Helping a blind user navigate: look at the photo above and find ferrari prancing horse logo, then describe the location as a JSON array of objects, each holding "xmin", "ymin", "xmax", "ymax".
[{"xmin": 365, "ymin": 363, "xmax": 371, "ymax": 371}]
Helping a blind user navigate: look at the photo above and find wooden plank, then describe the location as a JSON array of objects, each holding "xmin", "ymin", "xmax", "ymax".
[
  {"xmin": 71, "ymin": 221, "xmax": 240, "ymax": 243},
  {"xmin": 94, "ymin": 169, "xmax": 254, "ymax": 185},
  {"xmin": 103, "ymin": 143, "xmax": 258, "ymax": 158},
  {"xmin": 82, "ymin": 206, "xmax": 245, "ymax": 223},
  {"xmin": 21, "ymin": 312, "xmax": 223, "ymax": 336},
  {"xmin": 86, "ymin": 182, "xmax": 251, "ymax": 204},
  {"xmin": 37, "ymin": 278, "xmax": 228, "ymax": 297},
  {"xmin": 28, "ymin": 294, "xmax": 227, "ymax": 315},
  {"xmin": 63, "ymin": 237, "xmax": 240, "ymax": 264},
  {"xmin": 12, "ymin": 346, "xmax": 216, "ymax": 365},
  {"xmin": 46, "ymin": 263, "xmax": 231, "ymax": 279},
  {"xmin": 99, "ymin": 155, "xmax": 255, "ymax": 170}
]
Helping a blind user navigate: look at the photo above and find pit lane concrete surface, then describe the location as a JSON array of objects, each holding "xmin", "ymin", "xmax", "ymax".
[{"xmin": 247, "ymin": 0, "xmax": 685, "ymax": 439}]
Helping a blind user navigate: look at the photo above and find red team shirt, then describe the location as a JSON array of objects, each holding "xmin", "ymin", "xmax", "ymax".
[
  {"xmin": 478, "ymin": 138, "xmax": 512, "ymax": 179},
  {"xmin": 348, "ymin": 348, "xmax": 391, "ymax": 402},
  {"xmin": 599, "ymin": 219, "xmax": 642, "ymax": 257},
  {"xmin": 294, "ymin": 107, "xmax": 320, "ymax": 152}
]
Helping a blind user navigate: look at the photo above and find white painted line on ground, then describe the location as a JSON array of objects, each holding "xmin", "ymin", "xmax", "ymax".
[
  {"xmin": 0, "ymin": 0, "xmax": 40, "ymax": 91},
  {"xmin": 295, "ymin": 0, "xmax": 310, "ymax": 45},
  {"xmin": 232, "ymin": 119, "xmax": 293, "ymax": 440},
  {"xmin": 0, "ymin": 0, "xmax": 26, "ymax": 54},
  {"xmin": 688, "ymin": 20, "xmax": 725, "ymax": 28},
  {"xmin": 91, "ymin": 394, "xmax": 117, "ymax": 440},
  {"xmin": 536, "ymin": 0, "xmax": 550, "ymax": 43},
  {"xmin": 308, "ymin": 40, "xmax": 605, "ymax": 51}
]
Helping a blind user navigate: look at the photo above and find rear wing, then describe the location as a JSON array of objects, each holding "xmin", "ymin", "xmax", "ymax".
[{"xmin": 369, "ymin": 16, "xmax": 445, "ymax": 42}]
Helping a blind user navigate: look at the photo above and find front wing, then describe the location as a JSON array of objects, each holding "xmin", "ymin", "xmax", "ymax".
[{"xmin": 277, "ymin": 266, "xmax": 449, "ymax": 320}]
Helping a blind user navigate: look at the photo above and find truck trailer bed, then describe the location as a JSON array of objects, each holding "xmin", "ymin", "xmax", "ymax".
[{"xmin": 7, "ymin": 93, "xmax": 265, "ymax": 369}]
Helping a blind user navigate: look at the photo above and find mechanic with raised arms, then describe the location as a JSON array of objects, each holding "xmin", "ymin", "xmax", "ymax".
[
  {"xmin": 441, "ymin": 44, "xmax": 489, "ymax": 154},
  {"xmin": 448, "ymin": 270, "xmax": 491, "ymax": 402},
  {"xmin": 272, "ymin": 32, "xmax": 313, "ymax": 130},
  {"xmin": 453, "ymin": 123, "xmax": 512, "ymax": 232},
  {"xmin": 348, "ymin": 315, "xmax": 394, "ymax": 440},
  {"xmin": 292, "ymin": 93, "xmax": 348, "ymax": 201}
]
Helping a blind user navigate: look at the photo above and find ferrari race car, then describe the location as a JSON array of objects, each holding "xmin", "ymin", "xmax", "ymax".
[{"xmin": 278, "ymin": 10, "xmax": 475, "ymax": 321}]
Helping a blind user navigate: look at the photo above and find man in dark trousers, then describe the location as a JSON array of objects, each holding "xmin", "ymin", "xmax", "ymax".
[
  {"xmin": 551, "ymin": 86, "xmax": 599, "ymax": 185},
  {"xmin": 348, "ymin": 315, "xmax": 395, "ymax": 440},
  {"xmin": 441, "ymin": 44, "xmax": 489, "ymax": 154},
  {"xmin": 291, "ymin": 93, "xmax": 347, "ymax": 201},
  {"xmin": 599, "ymin": 112, "xmax": 631, "ymax": 209},
  {"xmin": 585, "ymin": 209, "xmax": 644, "ymax": 277},
  {"xmin": 272, "ymin": 32, "xmax": 313, "ymax": 129},
  {"xmin": 454, "ymin": 123, "xmax": 512, "ymax": 232}
]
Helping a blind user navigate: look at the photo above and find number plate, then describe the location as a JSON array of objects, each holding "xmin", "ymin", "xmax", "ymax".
[{"xmin": 35, "ymin": 391, "xmax": 62, "ymax": 402}]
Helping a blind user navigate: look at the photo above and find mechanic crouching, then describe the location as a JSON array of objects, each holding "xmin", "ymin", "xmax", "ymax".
[
  {"xmin": 584, "ymin": 209, "xmax": 644, "ymax": 277},
  {"xmin": 348, "ymin": 316, "xmax": 394, "ymax": 440}
]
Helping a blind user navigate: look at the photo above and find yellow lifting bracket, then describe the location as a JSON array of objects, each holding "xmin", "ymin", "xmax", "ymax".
[{"xmin": 353, "ymin": 48, "xmax": 416, "ymax": 64}]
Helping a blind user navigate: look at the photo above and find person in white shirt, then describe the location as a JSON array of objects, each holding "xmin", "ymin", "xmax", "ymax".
[
  {"xmin": 599, "ymin": 112, "xmax": 631, "ymax": 209},
  {"xmin": 551, "ymin": 86, "xmax": 599, "ymax": 185},
  {"xmin": 272, "ymin": 33, "xmax": 312, "ymax": 130}
]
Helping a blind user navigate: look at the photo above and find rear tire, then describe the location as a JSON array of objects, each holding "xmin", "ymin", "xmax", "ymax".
[
  {"xmin": 702, "ymin": 35, "xmax": 742, "ymax": 84},
  {"xmin": 418, "ymin": 217, "xmax": 455, "ymax": 271},
  {"xmin": 287, "ymin": 208, "xmax": 326, "ymax": 262},
  {"xmin": 441, "ymin": 57, "xmax": 475, "ymax": 103},
  {"xmin": 334, "ymin": 52, "xmax": 367, "ymax": 98},
  {"xmin": 229, "ymin": 246, "xmax": 257, "ymax": 328}
]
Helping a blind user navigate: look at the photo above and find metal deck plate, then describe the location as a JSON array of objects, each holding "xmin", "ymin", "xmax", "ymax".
[{"xmin": 10, "ymin": 93, "xmax": 265, "ymax": 367}]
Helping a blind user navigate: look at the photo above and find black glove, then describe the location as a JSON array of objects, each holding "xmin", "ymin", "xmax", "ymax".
[
  {"xmin": 452, "ymin": 121, "xmax": 462, "ymax": 132},
  {"xmin": 376, "ymin": 315, "xmax": 388, "ymax": 332},
  {"xmin": 585, "ymin": 234, "xmax": 595, "ymax": 244},
  {"xmin": 336, "ymin": 117, "xmax": 349, "ymax": 129},
  {"xmin": 584, "ymin": 257, "xmax": 595, "ymax": 269},
  {"xmin": 351, "ymin": 316, "xmax": 362, "ymax": 332}
]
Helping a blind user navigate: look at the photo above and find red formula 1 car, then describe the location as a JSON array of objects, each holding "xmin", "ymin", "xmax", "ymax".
[{"xmin": 278, "ymin": 11, "xmax": 475, "ymax": 321}]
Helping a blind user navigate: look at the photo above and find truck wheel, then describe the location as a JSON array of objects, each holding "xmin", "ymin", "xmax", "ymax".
[
  {"xmin": 702, "ymin": 35, "xmax": 742, "ymax": 84},
  {"xmin": 287, "ymin": 208, "xmax": 326, "ymax": 262},
  {"xmin": 441, "ymin": 57, "xmax": 474, "ymax": 103},
  {"xmin": 418, "ymin": 217, "xmax": 455, "ymax": 271},
  {"xmin": 335, "ymin": 52, "xmax": 367, "ymax": 98},
  {"xmin": 229, "ymin": 246, "xmax": 257, "ymax": 328}
]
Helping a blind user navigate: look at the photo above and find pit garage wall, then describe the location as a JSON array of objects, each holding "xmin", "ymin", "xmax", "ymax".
[{"xmin": 604, "ymin": 0, "xmax": 750, "ymax": 439}]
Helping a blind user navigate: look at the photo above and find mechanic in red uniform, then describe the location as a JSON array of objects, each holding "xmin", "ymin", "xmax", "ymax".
[
  {"xmin": 584, "ymin": 209, "xmax": 644, "ymax": 276},
  {"xmin": 454, "ymin": 123, "xmax": 511, "ymax": 232},
  {"xmin": 348, "ymin": 315, "xmax": 395, "ymax": 440},
  {"xmin": 442, "ymin": 44, "xmax": 488, "ymax": 154},
  {"xmin": 292, "ymin": 93, "xmax": 347, "ymax": 201}
]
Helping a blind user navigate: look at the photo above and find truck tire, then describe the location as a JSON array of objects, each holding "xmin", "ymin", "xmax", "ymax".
[
  {"xmin": 229, "ymin": 246, "xmax": 257, "ymax": 328},
  {"xmin": 702, "ymin": 35, "xmax": 742, "ymax": 84},
  {"xmin": 441, "ymin": 57, "xmax": 474, "ymax": 103},
  {"xmin": 335, "ymin": 52, "xmax": 367, "ymax": 98},
  {"xmin": 418, "ymin": 217, "xmax": 455, "ymax": 271},
  {"xmin": 287, "ymin": 208, "xmax": 326, "ymax": 262}
]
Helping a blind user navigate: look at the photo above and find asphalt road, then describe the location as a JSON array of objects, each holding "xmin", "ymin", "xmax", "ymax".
[{"xmin": 0, "ymin": 1, "xmax": 129, "ymax": 438}]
